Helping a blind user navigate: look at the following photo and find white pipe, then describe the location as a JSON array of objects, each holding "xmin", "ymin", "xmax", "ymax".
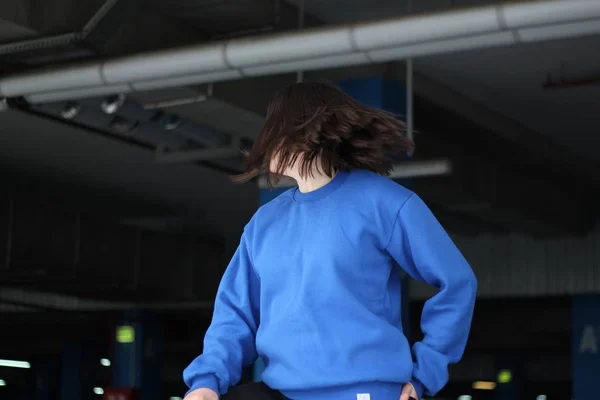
[
  {"xmin": 1, "ymin": 0, "xmax": 599, "ymax": 101},
  {"xmin": 296, "ymin": 0, "xmax": 305, "ymax": 84}
]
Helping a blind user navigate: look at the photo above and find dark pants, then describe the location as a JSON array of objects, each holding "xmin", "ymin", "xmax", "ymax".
[{"xmin": 222, "ymin": 382, "xmax": 288, "ymax": 400}]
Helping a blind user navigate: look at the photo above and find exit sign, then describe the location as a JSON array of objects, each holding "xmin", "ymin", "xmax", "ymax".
[{"xmin": 116, "ymin": 326, "xmax": 135, "ymax": 343}]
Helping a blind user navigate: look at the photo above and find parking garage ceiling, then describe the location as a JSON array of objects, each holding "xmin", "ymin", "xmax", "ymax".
[{"xmin": 0, "ymin": 0, "xmax": 598, "ymax": 243}]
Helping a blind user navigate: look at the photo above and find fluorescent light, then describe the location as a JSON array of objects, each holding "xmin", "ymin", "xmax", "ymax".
[
  {"xmin": 93, "ymin": 387, "xmax": 104, "ymax": 395},
  {"xmin": 100, "ymin": 358, "xmax": 111, "ymax": 367},
  {"xmin": 0, "ymin": 379, "xmax": 5, "ymax": 386},
  {"xmin": 170, "ymin": 397, "xmax": 183, "ymax": 400},
  {"xmin": 257, "ymin": 159, "xmax": 452, "ymax": 189},
  {"xmin": 389, "ymin": 158, "xmax": 452, "ymax": 179},
  {"xmin": 472, "ymin": 381, "xmax": 496, "ymax": 390},
  {"xmin": 536, "ymin": 395, "xmax": 547, "ymax": 400},
  {"xmin": 458, "ymin": 396, "xmax": 472, "ymax": 400},
  {"xmin": 0, "ymin": 359, "xmax": 31, "ymax": 369}
]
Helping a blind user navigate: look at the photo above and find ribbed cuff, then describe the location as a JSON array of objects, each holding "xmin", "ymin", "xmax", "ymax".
[
  {"xmin": 410, "ymin": 378, "xmax": 425, "ymax": 400},
  {"xmin": 185, "ymin": 374, "xmax": 220, "ymax": 397}
]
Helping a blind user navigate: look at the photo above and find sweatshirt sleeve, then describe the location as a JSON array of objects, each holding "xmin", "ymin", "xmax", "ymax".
[
  {"xmin": 385, "ymin": 194, "xmax": 477, "ymax": 398},
  {"xmin": 183, "ymin": 231, "xmax": 260, "ymax": 396}
]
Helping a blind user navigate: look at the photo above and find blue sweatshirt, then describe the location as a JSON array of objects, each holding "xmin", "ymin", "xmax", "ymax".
[{"xmin": 184, "ymin": 170, "xmax": 477, "ymax": 400}]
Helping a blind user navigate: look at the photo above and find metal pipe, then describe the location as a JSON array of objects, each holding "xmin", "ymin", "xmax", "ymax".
[
  {"xmin": 0, "ymin": 288, "xmax": 214, "ymax": 312},
  {"xmin": 0, "ymin": 1, "xmax": 599, "ymax": 101}
]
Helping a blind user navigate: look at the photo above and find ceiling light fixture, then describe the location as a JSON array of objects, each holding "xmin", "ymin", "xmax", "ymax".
[
  {"xmin": 472, "ymin": 381, "xmax": 496, "ymax": 390},
  {"xmin": 0, "ymin": 359, "xmax": 31, "ymax": 369},
  {"xmin": 93, "ymin": 387, "xmax": 104, "ymax": 395},
  {"xmin": 101, "ymin": 93, "xmax": 127, "ymax": 114},
  {"xmin": 100, "ymin": 358, "xmax": 111, "ymax": 367},
  {"xmin": 109, "ymin": 116, "xmax": 138, "ymax": 135},
  {"xmin": 60, "ymin": 102, "xmax": 82, "ymax": 119}
]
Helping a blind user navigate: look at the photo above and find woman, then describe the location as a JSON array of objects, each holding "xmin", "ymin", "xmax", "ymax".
[{"xmin": 183, "ymin": 81, "xmax": 477, "ymax": 400}]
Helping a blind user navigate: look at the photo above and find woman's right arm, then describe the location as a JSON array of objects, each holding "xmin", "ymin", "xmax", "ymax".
[{"xmin": 183, "ymin": 231, "xmax": 261, "ymax": 398}]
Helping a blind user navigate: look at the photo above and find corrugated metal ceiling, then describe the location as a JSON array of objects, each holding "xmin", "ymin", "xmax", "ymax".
[
  {"xmin": 284, "ymin": 0, "xmax": 496, "ymax": 24},
  {"xmin": 412, "ymin": 229, "xmax": 600, "ymax": 299},
  {"xmin": 148, "ymin": 0, "xmax": 279, "ymax": 36}
]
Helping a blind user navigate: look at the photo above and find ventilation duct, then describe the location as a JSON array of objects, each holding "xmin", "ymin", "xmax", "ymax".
[{"xmin": 0, "ymin": 0, "xmax": 598, "ymax": 102}]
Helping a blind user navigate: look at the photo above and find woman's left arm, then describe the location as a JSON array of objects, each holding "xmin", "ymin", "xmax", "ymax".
[{"xmin": 386, "ymin": 193, "xmax": 478, "ymax": 399}]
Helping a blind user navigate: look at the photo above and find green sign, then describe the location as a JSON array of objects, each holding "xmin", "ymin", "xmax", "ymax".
[
  {"xmin": 116, "ymin": 326, "xmax": 135, "ymax": 343},
  {"xmin": 497, "ymin": 369, "xmax": 513, "ymax": 384}
]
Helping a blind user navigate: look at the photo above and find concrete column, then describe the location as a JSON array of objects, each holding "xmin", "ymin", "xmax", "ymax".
[
  {"xmin": 572, "ymin": 295, "xmax": 600, "ymax": 399},
  {"xmin": 111, "ymin": 311, "xmax": 163, "ymax": 400},
  {"xmin": 494, "ymin": 356, "xmax": 524, "ymax": 400},
  {"xmin": 33, "ymin": 356, "xmax": 59, "ymax": 400}
]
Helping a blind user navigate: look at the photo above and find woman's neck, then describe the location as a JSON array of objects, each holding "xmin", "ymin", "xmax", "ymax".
[{"xmin": 295, "ymin": 171, "xmax": 336, "ymax": 193}]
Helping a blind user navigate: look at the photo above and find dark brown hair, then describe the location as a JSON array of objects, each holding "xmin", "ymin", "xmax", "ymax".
[{"xmin": 231, "ymin": 81, "xmax": 414, "ymax": 187}]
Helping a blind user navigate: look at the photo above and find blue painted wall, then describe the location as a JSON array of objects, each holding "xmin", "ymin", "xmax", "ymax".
[{"xmin": 112, "ymin": 311, "xmax": 163, "ymax": 400}]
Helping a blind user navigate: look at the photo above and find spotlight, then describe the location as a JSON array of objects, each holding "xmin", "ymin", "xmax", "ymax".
[
  {"xmin": 100, "ymin": 358, "xmax": 111, "ymax": 367},
  {"xmin": 0, "ymin": 379, "xmax": 5, "ymax": 386},
  {"xmin": 457, "ymin": 396, "xmax": 472, "ymax": 400},
  {"xmin": 93, "ymin": 387, "xmax": 104, "ymax": 395},
  {"xmin": 536, "ymin": 395, "xmax": 547, "ymax": 400},
  {"xmin": 169, "ymin": 397, "xmax": 182, "ymax": 400},
  {"xmin": 60, "ymin": 102, "xmax": 81, "ymax": 119},
  {"xmin": 101, "ymin": 94, "xmax": 126, "ymax": 114}
]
